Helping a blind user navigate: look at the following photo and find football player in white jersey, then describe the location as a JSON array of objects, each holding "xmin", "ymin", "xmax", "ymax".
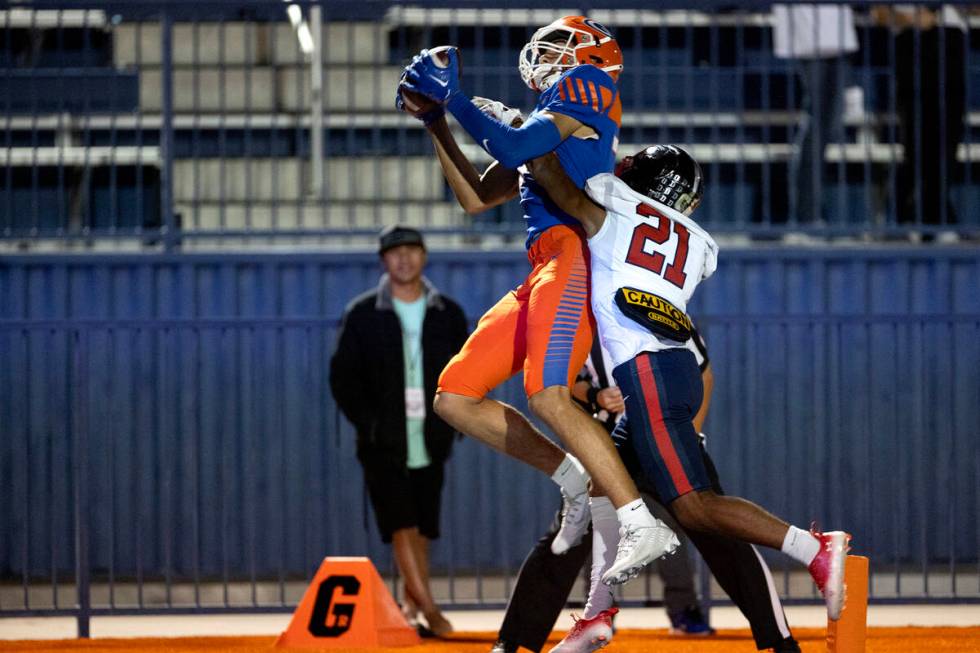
[{"xmin": 525, "ymin": 147, "xmax": 852, "ymax": 646}]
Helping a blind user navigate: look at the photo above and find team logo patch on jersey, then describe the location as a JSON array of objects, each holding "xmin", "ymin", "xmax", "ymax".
[{"xmin": 615, "ymin": 286, "xmax": 694, "ymax": 342}]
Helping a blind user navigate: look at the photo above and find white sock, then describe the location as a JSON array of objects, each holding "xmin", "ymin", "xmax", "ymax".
[
  {"xmin": 583, "ymin": 496, "xmax": 618, "ymax": 619},
  {"xmin": 551, "ymin": 453, "xmax": 589, "ymax": 496},
  {"xmin": 781, "ymin": 525, "xmax": 821, "ymax": 565},
  {"xmin": 615, "ymin": 498, "xmax": 656, "ymax": 529}
]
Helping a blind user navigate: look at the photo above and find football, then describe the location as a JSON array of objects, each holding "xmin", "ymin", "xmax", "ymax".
[
  {"xmin": 399, "ymin": 46, "xmax": 459, "ymax": 115},
  {"xmin": 425, "ymin": 44, "xmax": 457, "ymax": 69},
  {"xmin": 400, "ymin": 87, "xmax": 438, "ymax": 115}
]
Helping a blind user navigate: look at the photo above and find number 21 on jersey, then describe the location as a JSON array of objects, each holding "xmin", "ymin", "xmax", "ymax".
[{"xmin": 624, "ymin": 202, "xmax": 689, "ymax": 289}]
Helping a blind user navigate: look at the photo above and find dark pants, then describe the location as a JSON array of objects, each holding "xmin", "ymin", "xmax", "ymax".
[
  {"xmin": 895, "ymin": 27, "xmax": 966, "ymax": 226},
  {"xmin": 613, "ymin": 350, "xmax": 709, "ymax": 504},
  {"xmin": 498, "ymin": 442, "xmax": 795, "ymax": 653},
  {"xmin": 498, "ymin": 495, "xmax": 696, "ymax": 653},
  {"xmin": 791, "ymin": 56, "xmax": 848, "ymax": 224},
  {"xmin": 361, "ymin": 461, "xmax": 445, "ymax": 543}
]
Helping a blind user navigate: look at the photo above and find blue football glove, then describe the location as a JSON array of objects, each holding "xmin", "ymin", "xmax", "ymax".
[
  {"xmin": 394, "ymin": 76, "xmax": 407, "ymax": 112},
  {"xmin": 395, "ymin": 56, "xmax": 424, "ymax": 110},
  {"xmin": 396, "ymin": 69, "xmax": 445, "ymax": 126},
  {"xmin": 401, "ymin": 47, "xmax": 461, "ymax": 105}
]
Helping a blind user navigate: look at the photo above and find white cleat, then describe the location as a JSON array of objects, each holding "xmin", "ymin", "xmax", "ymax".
[
  {"xmin": 551, "ymin": 489, "xmax": 591, "ymax": 555},
  {"xmin": 548, "ymin": 607, "xmax": 618, "ymax": 653},
  {"xmin": 601, "ymin": 520, "xmax": 680, "ymax": 585},
  {"xmin": 808, "ymin": 529, "xmax": 852, "ymax": 621}
]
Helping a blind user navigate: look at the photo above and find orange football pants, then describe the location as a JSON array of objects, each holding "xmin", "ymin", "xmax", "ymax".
[{"xmin": 438, "ymin": 224, "xmax": 595, "ymax": 398}]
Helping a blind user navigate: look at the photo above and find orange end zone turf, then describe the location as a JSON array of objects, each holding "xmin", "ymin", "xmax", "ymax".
[{"xmin": 4, "ymin": 628, "xmax": 980, "ymax": 653}]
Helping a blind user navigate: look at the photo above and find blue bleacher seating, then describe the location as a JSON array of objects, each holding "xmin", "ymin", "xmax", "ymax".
[
  {"xmin": 3, "ymin": 4, "xmax": 980, "ymax": 239},
  {"xmin": 0, "ymin": 69, "xmax": 139, "ymax": 114}
]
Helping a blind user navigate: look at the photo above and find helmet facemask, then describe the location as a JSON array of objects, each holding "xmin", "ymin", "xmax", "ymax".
[
  {"xmin": 518, "ymin": 28, "xmax": 577, "ymax": 92},
  {"xmin": 674, "ymin": 191, "xmax": 701, "ymax": 216}
]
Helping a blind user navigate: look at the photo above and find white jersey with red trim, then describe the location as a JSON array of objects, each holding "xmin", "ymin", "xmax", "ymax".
[{"xmin": 585, "ymin": 172, "xmax": 719, "ymax": 369}]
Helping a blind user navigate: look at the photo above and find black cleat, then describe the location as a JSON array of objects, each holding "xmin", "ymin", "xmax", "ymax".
[
  {"xmin": 490, "ymin": 639, "xmax": 518, "ymax": 653},
  {"xmin": 772, "ymin": 636, "xmax": 802, "ymax": 652}
]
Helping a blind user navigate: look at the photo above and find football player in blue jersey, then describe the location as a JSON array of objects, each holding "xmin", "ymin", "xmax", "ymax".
[{"xmin": 398, "ymin": 17, "xmax": 678, "ymax": 586}]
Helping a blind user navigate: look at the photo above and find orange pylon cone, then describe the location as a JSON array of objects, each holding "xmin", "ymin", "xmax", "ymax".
[
  {"xmin": 827, "ymin": 555, "xmax": 869, "ymax": 653},
  {"xmin": 276, "ymin": 556, "xmax": 420, "ymax": 649}
]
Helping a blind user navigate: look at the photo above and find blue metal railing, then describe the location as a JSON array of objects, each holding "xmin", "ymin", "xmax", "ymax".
[
  {"xmin": 2, "ymin": 315, "xmax": 978, "ymax": 634},
  {"xmin": 1, "ymin": 1, "xmax": 979, "ymax": 245},
  {"xmin": 2, "ymin": 250, "xmax": 979, "ymax": 636}
]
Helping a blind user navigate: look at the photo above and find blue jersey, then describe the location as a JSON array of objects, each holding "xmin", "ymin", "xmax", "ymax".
[{"xmin": 520, "ymin": 65, "xmax": 622, "ymax": 247}]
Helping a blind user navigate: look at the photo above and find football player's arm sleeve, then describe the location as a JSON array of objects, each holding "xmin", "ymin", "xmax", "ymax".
[
  {"xmin": 446, "ymin": 93, "xmax": 565, "ymax": 169},
  {"xmin": 329, "ymin": 309, "xmax": 367, "ymax": 429}
]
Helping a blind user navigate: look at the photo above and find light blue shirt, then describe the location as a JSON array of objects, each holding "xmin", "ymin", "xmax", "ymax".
[{"xmin": 392, "ymin": 296, "xmax": 430, "ymax": 469}]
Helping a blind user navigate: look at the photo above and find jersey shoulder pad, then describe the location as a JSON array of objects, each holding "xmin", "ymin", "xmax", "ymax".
[
  {"xmin": 564, "ymin": 64, "xmax": 615, "ymax": 87},
  {"xmin": 587, "ymin": 173, "xmax": 666, "ymax": 213},
  {"xmin": 546, "ymin": 65, "xmax": 619, "ymax": 120},
  {"xmin": 584, "ymin": 173, "xmax": 624, "ymax": 208}
]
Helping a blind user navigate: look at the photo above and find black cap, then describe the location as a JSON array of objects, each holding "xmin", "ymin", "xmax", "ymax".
[{"xmin": 378, "ymin": 225, "xmax": 425, "ymax": 255}]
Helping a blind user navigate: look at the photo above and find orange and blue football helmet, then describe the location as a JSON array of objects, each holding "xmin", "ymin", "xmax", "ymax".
[{"xmin": 518, "ymin": 16, "xmax": 624, "ymax": 92}]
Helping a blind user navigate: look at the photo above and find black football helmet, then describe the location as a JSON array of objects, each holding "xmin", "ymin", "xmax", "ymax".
[{"xmin": 615, "ymin": 145, "xmax": 703, "ymax": 216}]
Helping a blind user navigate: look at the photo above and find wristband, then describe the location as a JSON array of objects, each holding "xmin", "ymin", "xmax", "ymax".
[{"xmin": 586, "ymin": 386, "xmax": 601, "ymax": 412}]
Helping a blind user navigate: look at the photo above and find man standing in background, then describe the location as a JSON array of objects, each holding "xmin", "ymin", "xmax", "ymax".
[
  {"xmin": 871, "ymin": 4, "xmax": 968, "ymax": 234},
  {"xmin": 330, "ymin": 225, "xmax": 469, "ymax": 638},
  {"xmin": 772, "ymin": 4, "xmax": 858, "ymax": 225}
]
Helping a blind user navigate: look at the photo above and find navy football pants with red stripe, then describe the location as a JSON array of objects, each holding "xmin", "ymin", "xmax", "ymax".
[{"xmin": 612, "ymin": 348, "xmax": 712, "ymax": 502}]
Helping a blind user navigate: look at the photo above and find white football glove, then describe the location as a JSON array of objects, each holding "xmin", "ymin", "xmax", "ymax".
[{"xmin": 471, "ymin": 96, "xmax": 524, "ymax": 127}]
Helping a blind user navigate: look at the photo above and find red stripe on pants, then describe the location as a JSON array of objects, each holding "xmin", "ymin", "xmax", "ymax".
[{"xmin": 636, "ymin": 355, "xmax": 693, "ymax": 496}]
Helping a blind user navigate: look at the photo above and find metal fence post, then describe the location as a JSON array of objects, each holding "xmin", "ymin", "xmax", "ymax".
[
  {"xmin": 72, "ymin": 328, "xmax": 91, "ymax": 638},
  {"xmin": 160, "ymin": 7, "xmax": 177, "ymax": 250},
  {"xmin": 310, "ymin": 5, "xmax": 324, "ymax": 199}
]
